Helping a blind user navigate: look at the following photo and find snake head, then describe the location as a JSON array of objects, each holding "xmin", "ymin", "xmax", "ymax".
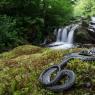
[
  {"xmin": 88, "ymin": 48, "xmax": 95, "ymax": 56},
  {"xmin": 79, "ymin": 50, "xmax": 92, "ymax": 56}
]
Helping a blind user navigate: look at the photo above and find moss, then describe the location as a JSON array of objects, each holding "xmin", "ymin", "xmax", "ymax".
[
  {"xmin": 0, "ymin": 45, "xmax": 42, "ymax": 60},
  {"xmin": 0, "ymin": 45, "xmax": 94, "ymax": 95}
]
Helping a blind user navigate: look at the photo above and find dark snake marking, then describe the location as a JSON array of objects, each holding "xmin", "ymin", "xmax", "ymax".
[{"xmin": 39, "ymin": 48, "xmax": 95, "ymax": 92}]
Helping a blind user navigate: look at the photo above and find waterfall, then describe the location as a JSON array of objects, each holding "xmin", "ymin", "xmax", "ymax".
[
  {"xmin": 67, "ymin": 24, "xmax": 79, "ymax": 44},
  {"xmin": 61, "ymin": 27, "xmax": 68, "ymax": 42},
  {"xmin": 56, "ymin": 28, "xmax": 62, "ymax": 42},
  {"xmin": 55, "ymin": 24, "xmax": 79, "ymax": 44},
  {"xmin": 48, "ymin": 24, "xmax": 79, "ymax": 49}
]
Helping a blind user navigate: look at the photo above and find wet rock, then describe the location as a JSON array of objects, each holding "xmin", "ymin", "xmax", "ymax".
[{"xmin": 88, "ymin": 17, "xmax": 95, "ymax": 40}]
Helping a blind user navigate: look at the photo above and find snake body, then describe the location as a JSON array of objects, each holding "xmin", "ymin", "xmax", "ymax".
[{"xmin": 39, "ymin": 48, "xmax": 95, "ymax": 92}]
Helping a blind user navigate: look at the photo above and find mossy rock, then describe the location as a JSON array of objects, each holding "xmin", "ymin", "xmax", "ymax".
[{"xmin": 0, "ymin": 45, "xmax": 42, "ymax": 60}]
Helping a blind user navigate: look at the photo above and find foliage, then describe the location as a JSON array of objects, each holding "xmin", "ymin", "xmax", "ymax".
[
  {"xmin": 0, "ymin": 45, "xmax": 95, "ymax": 95},
  {"xmin": 0, "ymin": 0, "xmax": 73, "ymax": 52},
  {"xmin": 74, "ymin": 0, "xmax": 95, "ymax": 17},
  {"xmin": 43, "ymin": 0, "xmax": 73, "ymax": 27},
  {"xmin": 0, "ymin": 15, "xmax": 26, "ymax": 52}
]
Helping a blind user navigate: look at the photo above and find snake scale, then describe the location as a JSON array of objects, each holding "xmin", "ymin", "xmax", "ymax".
[{"xmin": 39, "ymin": 48, "xmax": 95, "ymax": 92}]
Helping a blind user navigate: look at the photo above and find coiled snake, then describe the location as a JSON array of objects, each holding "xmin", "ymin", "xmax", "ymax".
[{"xmin": 39, "ymin": 48, "xmax": 95, "ymax": 92}]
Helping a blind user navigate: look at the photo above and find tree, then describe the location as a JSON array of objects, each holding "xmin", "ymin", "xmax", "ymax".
[
  {"xmin": 0, "ymin": 0, "xmax": 73, "ymax": 52},
  {"xmin": 42, "ymin": 0, "xmax": 73, "ymax": 35},
  {"xmin": 74, "ymin": 0, "xmax": 95, "ymax": 17}
]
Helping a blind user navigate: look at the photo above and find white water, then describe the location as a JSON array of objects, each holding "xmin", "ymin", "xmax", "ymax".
[
  {"xmin": 91, "ymin": 17, "xmax": 95, "ymax": 22},
  {"xmin": 49, "ymin": 24, "xmax": 79, "ymax": 49},
  {"xmin": 56, "ymin": 28, "xmax": 62, "ymax": 42},
  {"xmin": 67, "ymin": 24, "xmax": 79, "ymax": 44},
  {"xmin": 62, "ymin": 27, "xmax": 68, "ymax": 42}
]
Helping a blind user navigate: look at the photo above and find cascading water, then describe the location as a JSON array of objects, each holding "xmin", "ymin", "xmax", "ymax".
[
  {"xmin": 67, "ymin": 24, "xmax": 79, "ymax": 44},
  {"xmin": 48, "ymin": 24, "xmax": 79, "ymax": 49},
  {"xmin": 61, "ymin": 27, "xmax": 68, "ymax": 42},
  {"xmin": 56, "ymin": 28, "xmax": 62, "ymax": 42}
]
